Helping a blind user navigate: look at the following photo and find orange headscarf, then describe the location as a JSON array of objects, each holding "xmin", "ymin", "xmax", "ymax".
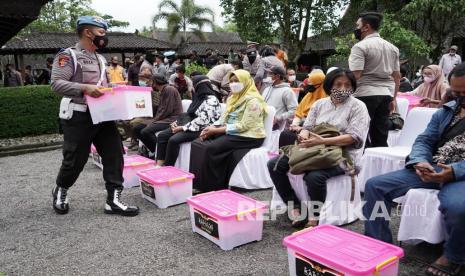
[
  {"xmin": 414, "ymin": 64, "xmax": 448, "ymax": 107},
  {"xmin": 295, "ymin": 71, "xmax": 327, "ymax": 119}
]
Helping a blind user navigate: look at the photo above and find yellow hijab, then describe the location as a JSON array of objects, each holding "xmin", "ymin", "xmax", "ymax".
[
  {"xmin": 295, "ymin": 71, "xmax": 327, "ymax": 119},
  {"xmin": 226, "ymin": 69, "xmax": 268, "ymax": 114}
]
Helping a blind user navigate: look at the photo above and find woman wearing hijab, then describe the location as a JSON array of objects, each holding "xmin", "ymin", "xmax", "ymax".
[
  {"xmin": 190, "ymin": 69, "xmax": 268, "ymax": 193},
  {"xmin": 155, "ymin": 76, "xmax": 221, "ymax": 166},
  {"xmin": 279, "ymin": 70, "xmax": 327, "ymax": 147},
  {"xmin": 405, "ymin": 64, "xmax": 449, "ymax": 107}
]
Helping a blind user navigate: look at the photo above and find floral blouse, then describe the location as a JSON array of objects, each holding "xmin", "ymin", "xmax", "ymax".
[
  {"xmin": 182, "ymin": 95, "xmax": 221, "ymax": 132},
  {"xmin": 433, "ymin": 114, "xmax": 465, "ymax": 164}
]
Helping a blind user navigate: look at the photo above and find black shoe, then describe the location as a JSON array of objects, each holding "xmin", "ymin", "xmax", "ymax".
[
  {"xmin": 104, "ymin": 189, "xmax": 139, "ymax": 217},
  {"xmin": 52, "ymin": 186, "xmax": 69, "ymax": 215}
]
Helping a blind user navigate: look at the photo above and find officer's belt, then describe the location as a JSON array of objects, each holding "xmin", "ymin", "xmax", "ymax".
[{"xmin": 71, "ymin": 103, "xmax": 87, "ymax": 112}]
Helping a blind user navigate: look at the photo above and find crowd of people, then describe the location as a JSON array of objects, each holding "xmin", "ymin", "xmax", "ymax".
[{"xmin": 48, "ymin": 13, "xmax": 465, "ymax": 275}]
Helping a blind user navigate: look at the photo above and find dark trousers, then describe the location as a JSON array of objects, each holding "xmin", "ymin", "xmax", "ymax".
[
  {"xmin": 279, "ymin": 130, "xmax": 298, "ymax": 148},
  {"xmin": 190, "ymin": 135, "xmax": 264, "ymax": 192},
  {"xmin": 363, "ymin": 167, "xmax": 465, "ymax": 263},
  {"xmin": 132, "ymin": 123, "xmax": 147, "ymax": 140},
  {"xmin": 139, "ymin": 123, "xmax": 170, "ymax": 152},
  {"xmin": 357, "ymin": 95, "xmax": 392, "ymax": 147},
  {"xmin": 267, "ymin": 155, "xmax": 344, "ymax": 215},
  {"xmin": 56, "ymin": 111, "xmax": 124, "ymax": 191},
  {"xmin": 156, "ymin": 129, "xmax": 200, "ymax": 166}
]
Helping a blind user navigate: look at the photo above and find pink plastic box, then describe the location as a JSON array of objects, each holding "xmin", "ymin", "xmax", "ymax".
[
  {"xmin": 90, "ymin": 144, "xmax": 128, "ymax": 169},
  {"xmin": 137, "ymin": 166, "xmax": 194, "ymax": 208},
  {"xmin": 283, "ymin": 225, "xmax": 404, "ymax": 276},
  {"xmin": 187, "ymin": 190, "xmax": 268, "ymax": 250},
  {"xmin": 122, "ymin": 155, "xmax": 155, "ymax": 188},
  {"xmin": 85, "ymin": 86, "xmax": 152, "ymax": 124}
]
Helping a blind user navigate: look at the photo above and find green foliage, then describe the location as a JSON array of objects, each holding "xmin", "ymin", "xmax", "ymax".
[
  {"xmin": 327, "ymin": 14, "xmax": 431, "ymax": 68},
  {"xmin": 21, "ymin": 0, "xmax": 129, "ymax": 34},
  {"xmin": 185, "ymin": 63, "xmax": 209, "ymax": 76},
  {"xmin": 153, "ymin": 0, "xmax": 214, "ymax": 44},
  {"xmin": 220, "ymin": 0, "xmax": 348, "ymax": 60},
  {"xmin": 399, "ymin": 0, "xmax": 465, "ymax": 61},
  {"xmin": 213, "ymin": 22, "xmax": 238, "ymax": 33},
  {"xmin": 0, "ymin": 86, "xmax": 61, "ymax": 138}
]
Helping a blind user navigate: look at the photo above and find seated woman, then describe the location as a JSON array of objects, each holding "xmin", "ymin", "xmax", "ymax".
[
  {"xmin": 155, "ymin": 76, "xmax": 221, "ymax": 166},
  {"xmin": 137, "ymin": 74, "xmax": 183, "ymax": 156},
  {"xmin": 405, "ymin": 64, "xmax": 448, "ymax": 107},
  {"xmin": 267, "ymin": 68, "xmax": 370, "ymax": 228},
  {"xmin": 190, "ymin": 69, "xmax": 267, "ymax": 193},
  {"xmin": 279, "ymin": 70, "xmax": 327, "ymax": 148}
]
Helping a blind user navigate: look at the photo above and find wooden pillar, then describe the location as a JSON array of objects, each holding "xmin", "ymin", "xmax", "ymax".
[{"xmin": 14, "ymin": 54, "xmax": 19, "ymax": 70}]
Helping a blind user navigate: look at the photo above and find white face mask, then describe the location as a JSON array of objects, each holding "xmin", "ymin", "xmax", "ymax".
[
  {"xmin": 229, "ymin": 82, "xmax": 245, "ymax": 94},
  {"xmin": 262, "ymin": 77, "xmax": 272, "ymax": 83},
  {"xmin": 288, "ymin": 75, "xmax": 296, "ymax": 82},
  {"xmin": 423, "ymin": 75, "xmax": 435, "ymax": 83}
]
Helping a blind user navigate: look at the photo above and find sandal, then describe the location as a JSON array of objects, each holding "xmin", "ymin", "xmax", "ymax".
[
  {"xmin": 290, "ymin": 209, "xmax": 307, "ymax": 228},
  {"xmin": 425, "ymin": 262, "xmax": 463, "ymax": 276},
  {"xmin": 303, "ymin": 219, "xmax": 319, "ymax": 229}
]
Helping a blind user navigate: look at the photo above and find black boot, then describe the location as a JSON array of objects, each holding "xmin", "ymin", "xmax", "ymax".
[
  {"xmin": 104, "ymin": 189, "xmax": 139, "ymax": 217},
  {"xmin": 52, "ymin": 186, "xmax": 69, "ymax": 215}
]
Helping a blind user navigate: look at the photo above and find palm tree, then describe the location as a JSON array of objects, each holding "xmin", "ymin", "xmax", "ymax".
[{"xmin": 153, "ymin": 0, "xmax": 215, "ymax": 44}]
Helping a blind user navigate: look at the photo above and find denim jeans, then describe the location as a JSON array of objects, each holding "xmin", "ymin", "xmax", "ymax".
[{"xmin": 363, "ymin": 166, "xmax": 465, "ymax": 263}]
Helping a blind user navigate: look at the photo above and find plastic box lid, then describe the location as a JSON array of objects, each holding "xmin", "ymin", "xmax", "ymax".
[
  {"xmin": 136, "ymin": 166, "xmax": 194, "ymax": 186},
  {"xmin": 187, "ymin": 190, "xmax": 268, "ymax": 220},
  {"xmin": 123, "ymin": 155, "xmax": 155, "ymax": 168},
  {"xmin": 283, "ymin": 225, "xmax": 404, "ymax": 275}
]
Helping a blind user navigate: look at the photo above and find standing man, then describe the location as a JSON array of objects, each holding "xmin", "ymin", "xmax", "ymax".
[
  {"xmin": 51, "ymin": 16, "xmax": 139, "ymax": 216},
  {"xmin": 169, "ymin": 65, "xmax": 193, "ymax": 99},
  {"xmin": 154, "ymin": 54, "xmax": 167, "ymax": 77},
  {"xmin": 3, "ymin": 64, "xmax": 23, "ymax": 87},
  {"xmin": 349, "ymin": 12, "xmax": 400, "ymax": 147},
  {"xmin": 108, "ymin": 56, "xmax": 126, "ymax": 83},
  {"xmin": 242, "ymin": 47, "xmax": 261, "ymax": 78},
  {"xmin": 439, "ymin": 45, "xmax": 462, "ymax": 78},
  {"xmin": 127, "ymin": 53, "xmax": 142, "ymax": 86}
]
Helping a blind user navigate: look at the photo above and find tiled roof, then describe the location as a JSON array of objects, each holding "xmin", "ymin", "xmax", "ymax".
[
  {"xmin": 177, "ymin": 42, "xmax": 246, "ymax": 56},
  {"xmin": 153, "ymin": 31, "xmax": 244, "ymax": 45},
  {"xmin": 0, "ymin": 32, "xmax": 172, "ymax": 54}
]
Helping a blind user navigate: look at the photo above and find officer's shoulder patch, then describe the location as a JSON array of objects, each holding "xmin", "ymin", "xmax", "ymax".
[{"xmin": 58, "ymin": 54, "xmax": 70, "ymax": 67}]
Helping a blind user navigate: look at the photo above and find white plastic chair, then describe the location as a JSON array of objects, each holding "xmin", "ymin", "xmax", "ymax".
[
  {"xmin": 387, "ymin": 97, "xmax": 410, "ymax": 146},
  {"xmin": 181, "ymin": 99, "xmax": 192, "ymax": 112},
  {"xmin": 228, "ymin": 106, "xmax": 276, "ymax": 189},
  {"xmin": 270, "ymin": 174, "xmax": 362, "ymax": 226},
  {"xmin": 397, "ymin": 188, "xmax": 445, "ymax": 244},
  {"xmin": 359, "ymin": 107, "xmax": 437, "ymax": 192},
  {"xmin": 174, "ymin": 103, "xmax": 227, "ymax": 172}
]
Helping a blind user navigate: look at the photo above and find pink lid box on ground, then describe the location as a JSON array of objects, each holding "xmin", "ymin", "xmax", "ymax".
[
  {"xmin": 397, "ymin": 94, "xmax": 422, "ymax": 110},
  {"xmin": 124, "ymin": 155, "xmax": 155, "ymax": 168},
  {"xmin": 187, "ymin": 190, "xmax": 268, "ymax": 220},
  {"xmin": 136, "ymin": 166, "xmax": 194, "ymax": 186},
  {"xmin": 283, "ymin": 225, "xmax": 404, "ymax": 275}
]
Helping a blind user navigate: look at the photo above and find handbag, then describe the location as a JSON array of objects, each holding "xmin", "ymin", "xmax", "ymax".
[
  {"xmin": 275, "ymin": 123, "xmax": 356, "ymax": 200},
  {"xmin": 176, "ymin": 112, "xmax": 194, "ymax": 126}
]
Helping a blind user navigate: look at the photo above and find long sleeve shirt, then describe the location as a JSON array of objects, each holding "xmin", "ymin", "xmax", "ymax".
[{"xmin": 183, "ymin": 95, "xmax": 221, "ymax": 132}]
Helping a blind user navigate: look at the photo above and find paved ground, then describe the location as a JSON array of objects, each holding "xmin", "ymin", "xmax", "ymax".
[{"xmin": 0, "ymin": 149, "xmax": 463, "ymax": 275}]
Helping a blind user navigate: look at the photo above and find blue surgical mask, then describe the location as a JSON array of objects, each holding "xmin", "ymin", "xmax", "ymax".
[{"xmin": 138, "ymin": 80, "xmax": 147, "ymax": 87}]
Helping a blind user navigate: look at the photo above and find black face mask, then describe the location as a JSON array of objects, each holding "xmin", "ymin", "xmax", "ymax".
[
  {"xmin": 92, "ymin": 34, "xmax": 108, "ymax": 49},
  {"xmin": 457, "ymin": 95, "xmax": 465, "ymax": 109},
  {"xmin": 247, "ymin": 55, "xmax": 256, "ymax": 64},
  {"xmin": 304, "ymin": 84, "xmax": 318, "ymax": 93},
  {"xmin": 353, "ymin": 28, "xmax": 362, "ymax": 41}
]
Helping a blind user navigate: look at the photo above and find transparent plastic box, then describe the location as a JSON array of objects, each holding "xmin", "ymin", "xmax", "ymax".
[
  {"xmin": 187, "ymin": 190, "xmax": 268, "ymax": 251},
  {"xmin": 283, "ymin": 225, "xmax": 404, "ymax": 276},
  {"xmin": 137, "ymin": 166, "xmax": 194, "ymax": 208}
]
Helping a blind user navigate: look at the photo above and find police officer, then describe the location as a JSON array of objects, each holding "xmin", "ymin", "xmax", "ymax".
[{"xmin": 51, "ymin": 16, "xmax": 139, "ymax": 216}]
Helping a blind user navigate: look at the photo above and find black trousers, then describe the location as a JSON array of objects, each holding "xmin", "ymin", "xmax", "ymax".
[
  {"xmin": 190, "ymin": 135, "xmax": 264, "ymax": 192},
  {"xmin": 156, "ymin": 129, "xmax": 200, "ymax": 166},
  {"xmin": 267, "ymin": 155, "xmax": 344, "ymax": 215},
  {"xmin": 279, "ymin": 130, "xmax": 298, "ymax": 148},
  {"xmin": 56, "ymin": 111, "xmax": 124, "ymax": 191},
  {"xmin": 139, "ymin": 123, "xmax": 170, "ymax": 153},
  {"xmin": 132, "ymin": 123, "xmax": 147, "ymax": 140},
  {"xmin": 356, "ymin": 95, "xmax": 392, "ymax": 147}
]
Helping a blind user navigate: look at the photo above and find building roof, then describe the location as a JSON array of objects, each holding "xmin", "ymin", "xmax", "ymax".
[
  {"xmin": 153, "ymin": 31, "xmax": 244, "ymax": 45},
  {"xmin": 153, "ymin": 31, "xmax": 246, "ymax": 56},
  {"xmin": 0, "ymin": 32, "xmax": 173, "ymax": 55},
  {"xmin": 304, "ymin": 35, "xmax": 336, "ymax": 52},
  {"xmin": 0, "ymin": 0, "xmax": 51, "ymax": 46}
]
